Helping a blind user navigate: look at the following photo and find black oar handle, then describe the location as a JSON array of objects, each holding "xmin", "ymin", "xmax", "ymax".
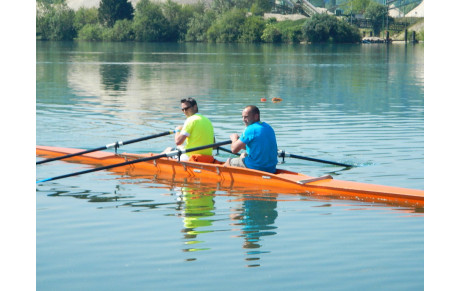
[
  {"xmin": 36, "ymin": 130, "xmax": 174, "ymax": 165},
  {"xmin": 36, "ymin": 140, "xmax": 231, "ymax": 183}
]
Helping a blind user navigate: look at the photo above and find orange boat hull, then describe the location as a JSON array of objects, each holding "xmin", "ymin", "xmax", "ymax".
[{"xmin": 36, "ymin": 145, "xmax": 424, "ymax": 207}]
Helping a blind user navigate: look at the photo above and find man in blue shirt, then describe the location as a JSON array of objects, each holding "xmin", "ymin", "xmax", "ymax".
[{"xmin": 224, "ymin": 105, "xmax": 278, "ymax": 173}]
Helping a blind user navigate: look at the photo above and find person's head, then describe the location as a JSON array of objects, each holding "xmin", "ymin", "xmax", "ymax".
[
  {"xmin": 181, "ymin": 98, "xmax": 198, "ymax": 117},
  {"xmin": 242, "ymin": 105, "xmax": 260, "ymax": 127}
]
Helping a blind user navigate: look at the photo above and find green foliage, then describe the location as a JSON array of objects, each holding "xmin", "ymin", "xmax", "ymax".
[
  {"xmin": 107, "ymin": 19, "xmax": 135, "ymax": 41},
  {"xmin": 74, "ymin": 7, "xmax": 98, "ymax": 31},
  {"xmin": 207, "ymin": 8, "xmax": 246, "ymax": 43},
  {"xmin": 303, "ymin": 14, "xmax": 361, "ymax": 43},
  {"xmin": 133, "ymin": 0, "xmax": 169, "ymax": 42},
  {"xmin": 161, "ymin": 0, "xmax": 199, "ymax": 42},
  {"xmin": 364, "ymin": 2, "xmax": 388, "ymax": 36},
  {"xmin": 342, "ymin": 0, "xmax": 370, "ymax": 14},
  {"xmin": 37, "ymin": 0, "xmax": 65, "ymax": 4},
  {"xmin": 239, "ymin": 15, "xmax": 265, "ymax": 43},
  {"xmin": 261, "ymin": 24, "xmax": 282, "ymax": 43},
  {"xmin": 36, "ymin": 2, "xmax": 76, "ymax": 40},
  {"xmin": 77, "ymin": 24, "xmax": 104, "ymax": 41},
  {"xmin": 250, "ymin": 0, "xmax": 272, "ymax": 15},
  {"xmin": 211, "ymin": 0, "xmax": 235, "ymax": 15},
  {"xmin": 273, "ymin": 19, "xmax": 306, "ymax": 43},
  {"xmin": 98, "ymin": 0, "xmax": 134, "ymax": 27},
  {"xmin": 185, "ymin": 10, "xmax": 217, "ymax": 42}
]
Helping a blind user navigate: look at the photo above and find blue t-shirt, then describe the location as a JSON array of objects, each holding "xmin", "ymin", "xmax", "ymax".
[{"xmin": 240, "ymin": 121, "xmax": 278, "ymax": 173}]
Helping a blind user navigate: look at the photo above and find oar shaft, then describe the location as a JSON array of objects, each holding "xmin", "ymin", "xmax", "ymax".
[
  {"xmin": 217, "ymin": 147, "xmax": 239, "ymax": 156},
  {"xmin": 37, "ymin": 140, "xmax": 231, "ymax": 183},
  {"xmin": 279, "ymin": 151, "xmax": 353, "ymax": 168},
  {"xmin": 36, "ymin": 130, "xmax": 174, "ymax": 165}
]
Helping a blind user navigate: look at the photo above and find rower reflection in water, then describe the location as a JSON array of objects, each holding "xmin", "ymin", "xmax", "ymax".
[
  {"xmin": 177, "ymin": 187, "xmax": 216, "ymax": 256},
  {"xmin": 231, "ymin": 195, "xmax": 278, "ymax": 267}
]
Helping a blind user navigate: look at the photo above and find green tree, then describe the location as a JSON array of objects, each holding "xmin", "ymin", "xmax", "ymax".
[
  {"xmin": 364, "ymin": 2, "xmax": 388, "ymax": 36},
  {"xmin": 77, "ymin": 23, "xmax": 104, "ymax": 41},
  {"xmin": 185, "ymin": 10, "xmax": 217, "ymax": 42},
  {"xmin": 261, "ymin": 23, "xmax": 282, "ymax": 43},
  {"xmin": 211, "ymin": 0, "xmax": 235, "ymax": 14},
  {"xmin": 133, "ymin": 0, "xmax": 169, "ymax": 41},
  {"xmin": 36, "ymin": 2, "xmax": 76, "ymax": 40},
  {"xmin": 74, "ymin": 7, "xmax": 99, "ymax": 31},
  {"xmin": 105, "ymin": 19, "xmax": 135, "ymax": 41},
  {"xmin": 303, "ymin": 13, "xmax": 361, "ymax": 43},
  {"xmin": 161, "ymin": 0, "xmax": 199, "ymax": 41},
  {"xmin": 207, "ymin": 8, "xmax": 246, "ymax": 42},
  {"xmin": 98, "ymin": 0, "xmax": 134, "ymax": 27},
  {"xmin": 239, "ymin": 15, "xmax": 265, "ymax": 43}
]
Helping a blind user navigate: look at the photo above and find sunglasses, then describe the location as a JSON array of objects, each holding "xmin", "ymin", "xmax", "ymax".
[{"xmin": 181, "ymin": 105, "xmax": 192, "ymax": 111}]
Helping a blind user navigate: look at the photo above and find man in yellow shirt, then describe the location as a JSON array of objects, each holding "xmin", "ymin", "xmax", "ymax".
[{"xmin": 172, "ymin": 98, "xmax": 214, "ymax": 160}]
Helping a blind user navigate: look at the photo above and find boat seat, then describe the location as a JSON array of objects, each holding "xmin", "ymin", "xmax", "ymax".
[{"xmin": 189, "ymin": 154, "xmax": 224, "ymax": 165}]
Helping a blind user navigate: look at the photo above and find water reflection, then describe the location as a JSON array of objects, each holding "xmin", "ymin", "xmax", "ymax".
[
  {"xmin": 99, "ymin": 54, "xmax": 133, "ymax": 92},
  {"xmin": 230, "ymin": 195, "xmax": 278, "ymax": 267},
  {"xmin": 176, "ymin": 187, "xmax": 216, "ymax": 255}
]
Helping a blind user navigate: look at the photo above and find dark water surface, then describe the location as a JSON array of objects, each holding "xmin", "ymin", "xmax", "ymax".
[{"xmin": 36, "ymin": 41, "xmax": 423, "ymax": 290}]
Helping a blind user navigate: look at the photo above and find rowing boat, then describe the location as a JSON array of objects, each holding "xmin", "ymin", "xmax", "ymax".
[{"xmin": 36, "ymin": 145, "xmax": 424, "ymax": 207}]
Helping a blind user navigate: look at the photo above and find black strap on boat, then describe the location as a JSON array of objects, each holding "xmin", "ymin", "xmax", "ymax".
[
  {"xmin": 114, "ymin": 141, "xmax": 120, "ymax": 154},
  {"xmin": 279, "ymin": 150, "xmax": 286, "ymax": 163},
  {"xmin": 177, "ymin": 149, "xmax": 183, "ymax": 162},
  {"xmin": 297, "ymin": 175, "xmax": 333, "ymax": 185}
]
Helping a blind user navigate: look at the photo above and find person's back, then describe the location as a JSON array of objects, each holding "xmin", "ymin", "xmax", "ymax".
[
  {"xmin": 181, "ymin": 112, "xmax": 214, "ymax": 156},
  {"xmin": 225, "ymin": 105, "xmax": 278, "ymax": 173},
  {"xmin": 240, "ymin": 121, "xmax": 277, "ymax": 173}
]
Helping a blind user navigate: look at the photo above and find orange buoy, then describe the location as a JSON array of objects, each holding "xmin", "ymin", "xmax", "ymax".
[
  {"xmin": 260, "ymin": 98, "xmax": 267, "ymax": 102},
  {"xmin": 272, "ymin": 97, "xmax": 282, "ymax": 103}
]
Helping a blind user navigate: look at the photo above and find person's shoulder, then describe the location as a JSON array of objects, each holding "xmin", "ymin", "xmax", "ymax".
[{"xmin": 197, "ymin": 113, "xmax": 213, "ymax": 124}]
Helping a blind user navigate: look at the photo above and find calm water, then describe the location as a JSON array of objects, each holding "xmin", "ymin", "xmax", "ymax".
[{"xmin": 36, "ymin": 41, "xmax": 424, "ymax": 290}]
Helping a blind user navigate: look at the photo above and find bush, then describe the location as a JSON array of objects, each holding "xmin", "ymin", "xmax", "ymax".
[
  {"xmin": 36, "ymin": 2, "xmax": 76, "ymax": 40},
  {"xmin": 132, "ymin": 0, "xmax": 169, "ymax": 41},
  {"xmin": 77, "ymin": 23, "xmax": 104, "ymax": 41},
  {"xmin": 239, "ymin": 15, "xmax": 265, "ymax": 43},
  {"xmin": 275, "ymin": 19, "xmax": 306, "ymax": 43},
  {"xmin": 207, "ymin": 8, "xmax": 246, "ymax": 43},
  {"xmin": 74, "ymin": 7, "xmax": 99, "ymax": 31},
  {"xmin": 364, "ymin": 2, "xmax": 388, "ymax": 36},
  {"xmin": 185, "ymin": 10, "xmax": 217, "ymax": 42},
  {"xmin": 261, "ymin": 23, "xmax": 282, "ymax": 43},
  {"xmin": 104, "ymin": 19, "xmax": 135, "ymax": 41},
  {"xmin": 303, "ymin": 14, "xmax": 361, "ymax": 43}
]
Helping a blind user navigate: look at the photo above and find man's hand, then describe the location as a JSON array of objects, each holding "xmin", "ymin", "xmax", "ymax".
[{"xmin": 230, "ymin": 133, "xmax": 240, "ymax": 142}]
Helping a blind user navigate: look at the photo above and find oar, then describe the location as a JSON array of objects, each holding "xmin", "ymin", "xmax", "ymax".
[
  {"xmin": 218, "ymin": 147, "xmax": 352, "ymax": 167},
  {"xmin": 217, "ymin": 146, "xmax": 239, "ymax": 156},
  {"xmin": 278, "ymin": 150, "xmax": 353, "ymax": 168},
  {"xmin": 36, "ymin": 130, "xmax": 175, "ymax": 165},
  {"xmin": 36, "ymin": 140, "xmax": 232, "ymax": 183}
]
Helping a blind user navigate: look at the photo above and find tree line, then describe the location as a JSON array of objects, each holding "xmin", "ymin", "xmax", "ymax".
[{"xmin": 36, "ymin": 0, "xmax": 390, "ymax": 43}]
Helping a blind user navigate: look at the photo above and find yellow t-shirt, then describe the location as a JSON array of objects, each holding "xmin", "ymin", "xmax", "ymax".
[{"xmin": 181, "ymin": 113, "xmax": 214, "ymax": 156}]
